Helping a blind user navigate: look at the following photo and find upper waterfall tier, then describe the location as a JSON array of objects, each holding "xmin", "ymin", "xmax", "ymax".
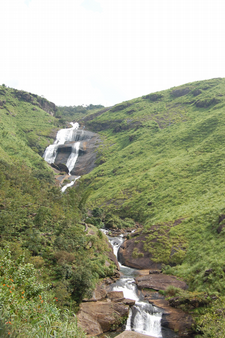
[
  {"xmin": 43, "ymin": 123, "xmax": 100, "ymax": 176},
  {"xmin": 43, "ymin": 122, "xmax": 80, "ymax": 166}
]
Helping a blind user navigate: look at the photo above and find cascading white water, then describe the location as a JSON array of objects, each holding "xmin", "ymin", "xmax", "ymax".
[
  {"xmin": 43, "ymin": 122, "xmax": 81, "ymax": 192},
  {"xmin": 43, "ymin": 122, "xmax": 79, "ymax": 165},
  {"xmin": 66, "ymin": 141, "xmax": 80, "ymax": 174},
  {"xmin": 107, "ymin": 233, "xmax": 162, "ymax": 337},
  {"xmin": 61, "ymin": 175, "xmax": 80, "ymax": 193}
]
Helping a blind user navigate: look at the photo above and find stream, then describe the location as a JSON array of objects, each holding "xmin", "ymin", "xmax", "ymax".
[
  {"xmin": 43, "ymin": 124, "xmax": 177, "ymax": 337},
  {"xmin": 105, "ymin": 231, "xmax": 163, "ymax": 337}
]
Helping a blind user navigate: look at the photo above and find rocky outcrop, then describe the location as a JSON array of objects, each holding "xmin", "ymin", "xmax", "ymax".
[
  {"xmin": 51, "ymin": 162, "xmax": 69, "ymax": 174},
  {"xmin": 195, "ymin": 97, "xmax": 220, "ymax": 108},
  {"xmin": 71, "ymin": 133, "xmax": 101, "ymax": 175},
  {"xmin": 135, "ymin": 274, "xmax": 188, "ymax": 291},
  {"xmin": 118, "ymin": 234, "xmax": 162, "ymax": 270},
  {"xmin": 77, "ymin": 296, "xmax": 130, "ymax": 336},
  {"xmin": 171, "ymin": 87, "xmax": 191, "ymax": 98},
  {"xmin": 54, "ymin": 130, "xmax": 101, "ymax": 176},
  {"xmin": 12, "ymin": 89, "xmax": 57, "ymax": 114},
  {"xmin": 144, "ymin": 291, "xmax": 194, "ymax": 337}
]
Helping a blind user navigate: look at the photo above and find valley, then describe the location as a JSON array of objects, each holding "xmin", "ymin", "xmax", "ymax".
[{"xmin": 1, "ymin": 78, "xmax": 225, "ymax": 337}]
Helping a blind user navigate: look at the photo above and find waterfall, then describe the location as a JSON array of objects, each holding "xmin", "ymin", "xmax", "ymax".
[
  {"xmin": 43, "ymin": 122, "xmax": 79, "ymax": 165},
  {"xmin": 107, "ymin": 232, "xmax": 163, "ymax": 337},
  {"xmin": 43, "ymin": 122, "xmax": 81, "ymax": 192},
  {"xmin": 61, "ymin": 175, "xmax": 80, "ymax": 193}
]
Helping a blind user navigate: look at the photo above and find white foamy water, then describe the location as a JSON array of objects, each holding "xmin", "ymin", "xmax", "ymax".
[
  {"xmin": 109, "ymin": 233, "xmax": 162, "ymax": 337},
  {"xmin": 61, "ymin": 176, "xmax": 81, "ymax": 193},
  {"xmin": 43, "ymin": 122, "xmax": 81, "ymax": 192},
  {"xmin": 43, "ymin": 122, "xmax": 79, "ymax": 165}
]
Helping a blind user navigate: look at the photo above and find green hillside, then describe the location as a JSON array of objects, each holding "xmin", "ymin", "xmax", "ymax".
[
  {"xmin": 78, "ymin": 78, "xmax": 225, "ymax": 335},
  {"xmin": 0, "ymin": 87, "xmax": 113, "ymax": 337},
  {"xmin": 2, "ymin": 79, "xmax": 225, "ymax": 336}
]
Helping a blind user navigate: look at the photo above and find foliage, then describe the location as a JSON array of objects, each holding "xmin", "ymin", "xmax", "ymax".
[
  {"xmin": 74, "ymin": 78, "xmax": 225, "ymax": 336},
  {"xmin": 0, "ymin": 248, "xmax": 86, "ymax": 337},
  {"xmin": 57, "ymin": 104, "xmax": 104, "ymax": 122}
]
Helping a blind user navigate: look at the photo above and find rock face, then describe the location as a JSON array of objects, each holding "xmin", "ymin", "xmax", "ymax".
[
  {"xmin": 118, "ymin": 234, "xmax": 162, "ymax": 270},
  {"xmin": 77, "ymin": 282, "xmax": 136, "ymax": 336},
  {"xmin": 145, "ymin": 291, "xmax": 194, "ymax": 337},
  {"xmin": 54, "ymin": 130, "xmax": 101, "ymax": 176},
  {"xmin": 135, "ymin": 274, "xmax": 188, "ymax": 291},
  {"xmin": 71, "ymin": 133, "xmax": 101, "ymax": 176},
  {"xmin": 77, "ymin": 297, "xmax": 130, "ymax": 336}
]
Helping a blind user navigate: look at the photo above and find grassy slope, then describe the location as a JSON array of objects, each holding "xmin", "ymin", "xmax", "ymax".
[
  {"xmin": 0, "ymin": 86, "xmax": 59, "ymax": 174},
  {"xmin": 0, "ymin": 86, "xmax": 114, "ymax": 337},
  {"xmin": 80, "ymin": 78, "xmax": 225, "ymax": 295}
]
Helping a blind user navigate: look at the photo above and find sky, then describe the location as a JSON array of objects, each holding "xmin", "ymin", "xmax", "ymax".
[{"xmin": 0, "ymin": 0, "xmax": 225, "ymax": 107}]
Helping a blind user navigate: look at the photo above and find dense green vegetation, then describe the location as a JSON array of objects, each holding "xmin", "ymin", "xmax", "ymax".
[
  {"xmin": 0, "ymin": 86, "xmax": 114, "ymax": 337},
  {"xmin": 57, "ymin": 104, "xmax": 104, "ymax": 123},
  {"xmin": 76, "ymin": 78, "xmax": 225, "ymax": 336},
  {"xmin": 2, "ymin": 78, "xmax": 225, "ymax": 336}
]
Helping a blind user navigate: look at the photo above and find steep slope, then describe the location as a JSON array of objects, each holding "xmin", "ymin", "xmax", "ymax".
[
  {"xmin": 0, "ymin": 85, "xmax": 60, "ymax": 182},
  {"xmin": 0, "ymin": 86, "xmax": 116, "ymax": 337},
  {"xmin": 79, "ymin": 78, "xmax": 225, "ymax": 293}
]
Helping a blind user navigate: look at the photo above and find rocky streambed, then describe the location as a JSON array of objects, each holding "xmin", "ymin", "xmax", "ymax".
[{"xmin": 77, "ymin": 229, "xmax": 194, "ymax": 338}]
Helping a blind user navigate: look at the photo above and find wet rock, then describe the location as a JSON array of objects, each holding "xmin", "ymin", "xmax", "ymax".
[
  {"xmin": 71, "ymin": 133, "xmax": 101, "ymax": 176},
  {"xmin": 147, "ymin": 292, "xmax": 194, "ymax": 337},
  {"xmin": 122, "ymin": 298, "xmax": 135, "ymax": 306},
  {"xmin": 55, "ymin": 163, "xmax": 69, "ymax": 174},
  {"xmin": 135, "ymin": 274, "xmax": 187, "ymax": 291}
]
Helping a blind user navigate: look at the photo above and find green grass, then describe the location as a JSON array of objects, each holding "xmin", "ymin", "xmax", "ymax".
[{"xmin": 78, "ymin": 78, "xmax": 225, "ymax": 292}]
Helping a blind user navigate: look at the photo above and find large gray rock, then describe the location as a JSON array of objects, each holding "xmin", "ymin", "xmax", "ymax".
[
  {"xmin": 71, "ymin": 133, "xmax": 101, "ymax": 175},
  {"xmin": 54, "ymin": 130, "xmax": 101, "ymax": 176},
  {"xmin": 118, "ymin": 234, "xmax": 162, "ymax": 270},
  {"xmin": 135, "ymin": 274, "xmax": 187, "ymax": 291},
  {"xmin": 77, "ymin": 300, "xmax": 129, "ymax": 335}
]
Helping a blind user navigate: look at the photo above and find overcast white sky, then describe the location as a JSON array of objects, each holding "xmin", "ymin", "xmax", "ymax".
[{"xmin": 0, "ymin": 0, "xmax": 224, "ymax": 107}]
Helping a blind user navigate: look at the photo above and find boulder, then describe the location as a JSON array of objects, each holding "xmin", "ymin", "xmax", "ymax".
[
  {"xmin": 107, "ymin": 291, "xmax": 124, "ymax": 302},
  {"xmin": 122, "ymin": 298, "xmax": 135, "ymax": 306},
  {"xmin": 55, "ymin": 163, "xmax": 69, "ymax": 174},
  {"xmin": 118, "ymin": 235, "xmax": 162, "ymax": 270},
  {"xmin": 77, "ymin": 310, "xmax": 102, "ymax": 336},
  {"xmin": 83, "ymin": 282, "xmax": 107, "ymax": 302},
  {"xmin": 135, "ymin": 274, "xmax": 187, "ymax": 291},
  {"xmin": 77, "ymin": 300, "xmax": 129, "ymax": 335}
]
